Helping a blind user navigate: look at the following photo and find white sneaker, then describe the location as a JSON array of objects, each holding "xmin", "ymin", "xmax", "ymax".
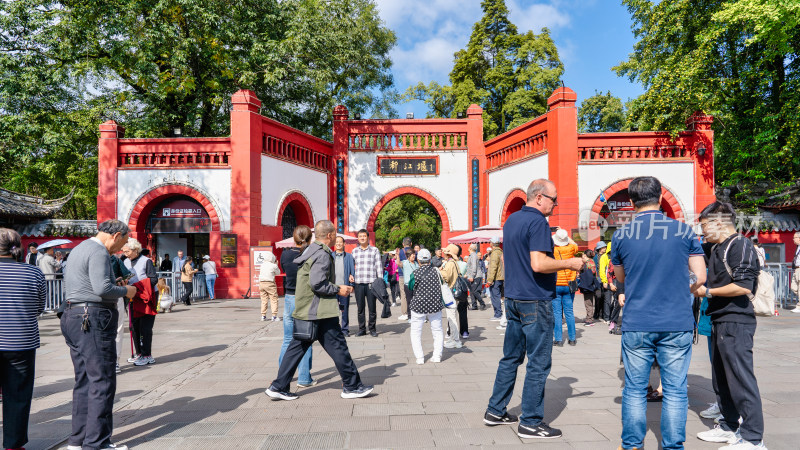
[
  {"xmin": 398, "ymin": 314, "xmax": 408, "ymax": 320},
  {"xmin": 496, "ymin": 325, "xmax": 506, "ymax": 330},
  {"xmin": 715, "ymin": 414, "xmax": 744, "ymax": 425},
  {"xmin": 790, "ymin": 306, "xmax": 800, "ymax": 313},
  {"xmin": 261, "ymin": 315, "xmax": 267, "ymax": 321},
  {"xmin": 697, "ymin": 424, "xmax": 739, "ymax": 443},
  {"xmin": 416, "ymin": 358, "xmax": 425, "ymax": 365},
  {"xmin": 430, "ymin": 356, "xmax": 441, "ymax": 363},
  {"xmin": 701, "ymin": 402, "xmax": 721, "ymax": 418},
  {"xmin": 126, "ymin": 355, "xmax": 140, "ymax": 363},
  {"xmin": 443, "ymin": 340, "xmax": 463, "ymax": 349},
  {"xmin": 67, "ymin": 446, "xmax": 82, "ymax": 450},
  {"xmin": 115, "ymin": 363, "xmax": 121, "ymax": 374},
  {"xmin": 719, "ymin": 438, "xmax": 767, "ymax": 450},
  {"xmin": 101, "ymin": 444, "xmax": 128, "ymax": 450},
  {"xmin": 489, "ymin": 317, "xmax": 502, "ymax": 322}
]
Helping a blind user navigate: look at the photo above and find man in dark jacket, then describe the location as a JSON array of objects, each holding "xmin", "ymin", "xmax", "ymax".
[
  {"xmin": 333, "ymin": 236, "xmax": 355, "ymax": 336},
  {"xmin": 266, "ymin": 220, "xmax": 373, "ymax": 401}
]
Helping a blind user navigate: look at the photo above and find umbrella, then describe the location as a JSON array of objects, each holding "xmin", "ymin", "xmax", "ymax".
[
  {"xmin": 447, "ymin": 226, "xmax": 503, "ymax": 244},
  {"xmin": 37, "ymin": 239, "xmax": 73, "ymax": 250},
  {"xmin": 275, "ymin": 232, "xmax": 359, "ymax": 248}
]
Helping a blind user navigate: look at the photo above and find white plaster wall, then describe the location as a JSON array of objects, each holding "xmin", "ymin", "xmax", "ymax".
[
  {"xmin": 117, "ymin": 168, "xmax": 232, "ymax": 230},
  {"xmin": 347, "ymin": 151, "xmax": 469, "ymax": 230},
  {"xmin": 487, "ymin": 154, "xmax": 549, "ymax": 227},
  {"xmin": 261, "ymin": 156, "xmax": 329, "ymax": 226},
  {"xmin": 578, "ymin": 162, "xmax": 695, "ymax": 217}
]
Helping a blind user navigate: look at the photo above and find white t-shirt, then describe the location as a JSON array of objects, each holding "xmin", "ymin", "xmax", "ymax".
[{"xmin": 202, "ymin": 260, "xmax": 217, "ymax": 275}]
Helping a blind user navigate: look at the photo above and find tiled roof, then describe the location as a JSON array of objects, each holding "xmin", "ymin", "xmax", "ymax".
[
  {"xmin": 0, "ymin": 187, "xmax": 74, "ymax": 219},
  {"xmin": 14, "ymin": 219, "xmax": 97, "ymax": 237}
]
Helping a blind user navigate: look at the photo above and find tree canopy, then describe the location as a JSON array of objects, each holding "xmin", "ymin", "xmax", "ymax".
[
  {"xmin": 0, "ymin": 0, "xmax": 396, "ymax": 218},
  {"xmin": 578, "ymin": 91, "xmax": 626, "ymax": 133},
  {"xmin": 374, "ymin": 195, "xmax": 443, "ymax": 252},
  {"xmin": 614, "ymin": 0, "xmax": 800, "ymax": 208},
  {"xmin": 405, "ymin": 0, "xmax": 563, "ymax": 139}
]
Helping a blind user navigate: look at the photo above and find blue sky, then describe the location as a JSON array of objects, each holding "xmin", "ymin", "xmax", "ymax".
[{"xmin": 374, "ymin": 0, "xmax": 644, "ymax": 118}]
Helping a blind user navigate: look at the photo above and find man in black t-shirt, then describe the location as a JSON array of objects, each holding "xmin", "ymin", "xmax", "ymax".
[{"xmin": 695, "ymin": 201, "xmax": 766, "ymax": 449}]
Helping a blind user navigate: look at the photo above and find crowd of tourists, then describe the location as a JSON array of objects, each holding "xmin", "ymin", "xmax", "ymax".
[{"xmin": 0, "ymin": 175, "xmax": 780, "ymax": 450}]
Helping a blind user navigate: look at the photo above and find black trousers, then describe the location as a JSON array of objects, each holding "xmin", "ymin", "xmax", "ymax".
[
  {"xmin": 609, "ymin": 293, "xmax": 622, "ymax": 324},
  {"xmin": 271, "ymin": 317, "xmax": 362, "ymax": 391},
  {"xmin": 457, "ymin": 300, "xmax": 469, "ymax": 334},
  {"xmin": 602, "ymin": 287, "xmax": 615, "ymax": 320},
  {"xmin": 132, "ymin": 314, "xmax": 156, "ymax": 356},
  {"xmin": 712, "ymin": 321, "xmax": 764, "ymax": 443},
  {"xmin": 1, "ymin": 349, "xmax": 36, "ymax": 449},
  {"xmin": 354, "ymin": 283, "xmax": 377, "ymax": 333},
  {"xmin": 593, "ymin": 287, "xmax": 604, "ymax": 320},
  {"xmin": 388, "ymin": 277, "xmax": 400, "ymax": 303},
  {"xmin": 61, "ymin": 306, "xmax": 118, "ymax": 450},
  {"xmin": 180, "ymin": 281, "xmax": 193, "ymax": 304},
  {"xmin": 469, "ymin": 277, "xmax": 486, "ymax": 308}
]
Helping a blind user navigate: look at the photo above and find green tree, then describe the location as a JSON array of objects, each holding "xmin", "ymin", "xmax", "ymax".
[
  {"xmin": 0, "ymin": 0, "xmax": 396, "ymax": 218},
  {"xmin": 614, "ymin": 0, "xmax": 800, "ymax": 208},
  {"xmin": 578, "ymin": 91, "xmax": 626, "ymax": 133},
  {"xmin": 405, "ymin": 0, "xmax": 563, "ymax": 138},
  {"xmin": 374, "ymin": 195, "xmax": 443, "ymax": 252}
]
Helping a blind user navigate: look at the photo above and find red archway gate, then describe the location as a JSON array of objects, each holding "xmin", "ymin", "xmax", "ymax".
[{"xmin": 366, "ymin": 187, "xmax": 452, "ymax": 247}]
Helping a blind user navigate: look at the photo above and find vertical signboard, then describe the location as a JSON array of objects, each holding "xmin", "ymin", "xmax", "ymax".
[
  {"xmin": 221, "ymin": 234, "xmax": 237, "ymax": 268},
  {"xmin": 249, "ymin": 246, "xmax": 273, "ymax": 298}
]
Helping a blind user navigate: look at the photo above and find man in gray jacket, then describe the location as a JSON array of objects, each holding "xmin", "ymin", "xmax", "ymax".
[
  {"xmin": 466, "ymin": 243, "xmax": 487, "ymax": 311},
  {"xmin": 62, "ymin": 220, "xmax": 136, "ymax": 450}
]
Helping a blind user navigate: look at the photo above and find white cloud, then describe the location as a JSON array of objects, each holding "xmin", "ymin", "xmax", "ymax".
[
  {"xmin": 508, "ymin": 1, "xmax": 570, "ymax": 33},
  {"xmin": 390, "ymin": 37, "xmax": 462, "ymax": 85}
]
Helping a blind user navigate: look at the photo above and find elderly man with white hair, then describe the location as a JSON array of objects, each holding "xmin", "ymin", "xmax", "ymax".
[{"xmin": 122, "ymin": 238, "xmax": 158, "ymax": 366}]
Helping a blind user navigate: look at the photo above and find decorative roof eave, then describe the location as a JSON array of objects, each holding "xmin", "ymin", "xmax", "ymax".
[
  {"xmin": 0, "ymin": 187, "xmax": 75, "ymax": 219},
  {"xmin": 14, "ymin": 219, "xmax": 98, "ymax": 238}
]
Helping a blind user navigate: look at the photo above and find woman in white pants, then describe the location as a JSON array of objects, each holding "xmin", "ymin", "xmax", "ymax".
[{"xmin": 408, "ymin": 249, "xmax": 444, "ymax": 364}]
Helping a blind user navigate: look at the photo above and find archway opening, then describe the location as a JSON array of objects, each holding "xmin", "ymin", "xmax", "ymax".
[
  {"xmin": 278, "ymin": 196, "xmax": 313, "ymax": 239},
  {"xmin": 596, "ymin": 188, "xmax": 682, "ymax": 242},
  {"xmin": 146, "ymin": 195, "xmax": 211, "ymax": 266},
  {"xmin": 501, "ymin": 189, "xmax": 527, "ymax": 225},
  {"xmin": 373, "ymin": 194, "xmax": 443, "ymax": 251}
]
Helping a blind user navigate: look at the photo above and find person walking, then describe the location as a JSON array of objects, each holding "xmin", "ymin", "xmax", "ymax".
[
  {"xmin": 484, "ymin": 179, "xmax": 583, "ymax": 440},
  {"xmin": 695, "ymin": 201, "xmax": 767, "ymax": 450},
  {"xmin": 258, "ymin": 251, "xmax": 280, "ymax": 321},
  {"xmin": 441, "ymin": 244, "xmax": 468, "ymax": 342},
  {"xmin": 609, "ymin": 176, "xmax": 706, "ymax": 450},
  {"xmin": 397, "ymin": 237, "xmax": 413, "ymax": 309},
  {"xmin": 333, "ymin": 235, "xmax": 355, "ymax": 336},
  {"xmin": 37, "ymin": 245, "xmax": 62, "ymax": 280},
  {"xmin": 202, "ymin": 255, "xmax": 217, "ymax": 300},
  {"xmin": 279, "ymin": 225, "xmax": 316, "ymax": 388},
  {"xmin": 266, "ymin": 220, "xmax": 373, "ymax": 400},
  {"xmin": 25, "ymin": 242, "xmax": 38, "ymax": 265},
  {"xmin": 0, "ymin": 228, "xmax": 46, "ymax": 450},
  {"xmin": 399, "ymin": 250, "xmax": 419, "ymax": 321},
  {"xmin": 408, "ymin": 249, "xmax": 443, "ymax": 364},
  {"xmin": 790, "ymin": 232, "xmax": 800, "ymax": 313},
  {"xmin": 385, "ymin": 250, "xmax": 401, "ymax": 307},
  {"xmin": 351, "ymin": 229, "xmax": 382, "ymax": 337},
  {"xmin": 552, "ymin": 228, "xmax": 579, "ymax": 346},
  {"xmin": 466, "ymin": 244, "xmax": 487, "ymax": 311},
  {"xmin": 179, "ymin": 256, "xmax": 197, "ymax": 305},
  {"xmin": 577, "ymin": 250, "xmax": 599, "ymax": 326},
  {"xmin": 61, "ymin": 220, "xmax": 137, "ymax": 450},
  {"xmin": 487, "ymin": 237, "xmax": 505, "ymax": 321},
  {"xmin": 122, "ymin": 238, "xmax": 158, "ymax": 367}
]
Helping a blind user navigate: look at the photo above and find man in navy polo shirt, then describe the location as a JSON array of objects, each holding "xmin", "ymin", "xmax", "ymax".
[
  {"xmin": 610, "ymin": 176, "xmax": 706, "ymax": 450},
  {"xmin": 484, "ymin": 179, "xmax": 582, "ymax": 440}
]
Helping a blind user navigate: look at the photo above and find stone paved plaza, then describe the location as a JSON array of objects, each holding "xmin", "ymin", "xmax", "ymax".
[{"xmin": 10, "ymin": 298, "xmax": 800, "ymax": 449}]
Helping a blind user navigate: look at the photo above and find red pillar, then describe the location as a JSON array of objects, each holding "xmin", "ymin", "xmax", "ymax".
[
  {"xmin": 546, "ymin": 87, "xmax": 579, "ymax": 232},
  {"xmin": 97, "ymin": 121, "xmax": 122, "ymax": 224},
  {"xmin": 228, "ymin": 90, "xmax": 263, "ymax": 299},
  {"xmin": 332, "ymin": 105, "xmax": 349, "ymax": 232},
  {"xmin": 688, "ymin": 113, "xmax": 715, "ymax": 216},
  {"xmin": 466, "ymin": 104, "xmax": 486, "ymax": 229}
]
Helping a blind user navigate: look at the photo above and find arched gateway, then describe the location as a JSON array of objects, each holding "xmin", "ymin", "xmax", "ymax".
[{"xmin": 97, "ymin": 87, "xmax": 715, "ymax": 298}]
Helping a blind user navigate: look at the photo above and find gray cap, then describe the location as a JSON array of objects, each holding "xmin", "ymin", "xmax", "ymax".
[{"xmin": 417, "ymin": 248, "xmax": 432, "ymax": 262}]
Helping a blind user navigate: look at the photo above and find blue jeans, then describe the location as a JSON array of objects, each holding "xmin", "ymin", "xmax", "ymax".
[
  {"xmin": 552, "ymin": 286, "xmax": 576, "ymax": 342},
  {"xmin": 338, "ymin": 294, "xmax": 350, "ymax": 333},
  {"xmin": 490, "ymin": 281, "xmax": 504, "ymax": 318},
  {"xmin": 487, "ymin": 299, "xmax": 553, "ymax": 426},
  {"xmin": 279, "ymin": 295, "xmax": 313, "ymax": 385},
  {"xmin": 205, "ymin": 274, "xmax": 217, "ymax": 299},
  {"xmin": 621, "ymin": 331, "xmax": 693, "ymax": 450}
]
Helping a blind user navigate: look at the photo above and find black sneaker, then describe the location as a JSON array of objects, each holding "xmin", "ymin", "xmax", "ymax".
[
  {"xmin": 355, "ymin": 331, "xmax": 367, "ymax": 337},
  {"xmin": 341, "ymin": 384, "xmax": 374, "ymax": 399},
  {"xmin": 517, "ymin": 422, "xmax": 562, "ymax": 439},
  {"xmin": 568, "ymin": 340, "xmax": 576, "ymax": 346},
  {"xmin": 265, "ymin": 385, "xmax": 299, "ymax": 401},
  {"xmin": 370, "ymin": 331, "xmax": 378, "ymax": 337},
  {"xmin": 483, "ymin": 411, "xmax": 518, "ymax": 426}
]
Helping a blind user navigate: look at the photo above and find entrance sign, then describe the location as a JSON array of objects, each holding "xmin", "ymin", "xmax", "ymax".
[
  {"xmin": 377, "ymin": 156, "xmax": 438, "ymax": 176},
  {"xmin": 249, "ymin": 246, "xmax": 273, "ymax": 298},
  {"xmin": 149, "ymin": 197, "xmax": 211, "ymax": 233},
  {"xmin": 221, "ymin": 234, "xmax": 237, "ymax": 268}
]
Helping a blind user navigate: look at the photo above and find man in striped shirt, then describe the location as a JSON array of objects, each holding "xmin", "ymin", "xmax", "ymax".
[{"xmin": 352, "ymin": 229, "xmax": 383, "ymax": 337}]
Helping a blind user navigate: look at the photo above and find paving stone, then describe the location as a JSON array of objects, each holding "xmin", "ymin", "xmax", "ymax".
[
  {"xmin": 260, "ymin": 431, "xmax": 346, "ymax": 449},
  {"xmin": 348, "ymin": 430, "xmax": 436, "ymax": 448}
]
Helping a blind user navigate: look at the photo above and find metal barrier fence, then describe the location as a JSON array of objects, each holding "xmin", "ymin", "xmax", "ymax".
[
  {"xmin": 42, "ymin": 272, "xmax": 209, "ymax": 312},
  {"xmin": 763, "ymin": 263, "xmax": 798, "ymax": 309}
]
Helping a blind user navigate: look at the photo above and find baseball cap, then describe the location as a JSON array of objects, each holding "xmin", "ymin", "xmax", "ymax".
[
  {"xmin": 203, "ymin": 255, "xmax": 210, "ymax": 260},
  {"xmin": 417, "ymin": 248, "xmax": 431, "ymax": 262}
]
